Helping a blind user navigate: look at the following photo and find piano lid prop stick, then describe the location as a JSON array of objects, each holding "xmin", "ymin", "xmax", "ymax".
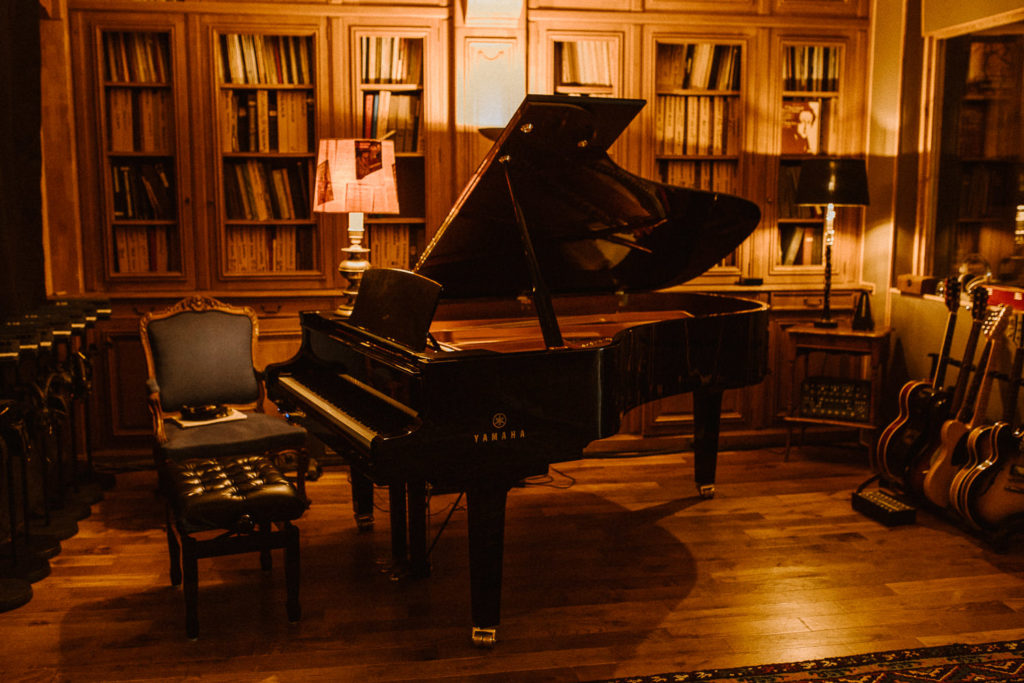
[{"xmin": 500, "ymin": 154, "xmax": 564, "ymax": 349}]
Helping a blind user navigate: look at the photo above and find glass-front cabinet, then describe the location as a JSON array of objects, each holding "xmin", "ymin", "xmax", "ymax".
[{"xmin": 929, "ymin": 29, "xmax": 1024, "ymax": 284}]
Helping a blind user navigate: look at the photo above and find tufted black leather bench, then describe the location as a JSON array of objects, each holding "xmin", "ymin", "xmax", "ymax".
[{"xmin": 161, "ymin": 454, "xmax": 308, "ymax": 639}]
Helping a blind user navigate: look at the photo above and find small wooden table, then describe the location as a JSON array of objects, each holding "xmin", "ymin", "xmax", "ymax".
[{"xmin": 783, "ymin": 323, "xmax": 892, "ymax": 460}]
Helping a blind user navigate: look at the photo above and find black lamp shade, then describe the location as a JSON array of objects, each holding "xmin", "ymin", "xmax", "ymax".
[{"xmin": 795, "ymin": 158, "xmax": 870, "ymax": 206}]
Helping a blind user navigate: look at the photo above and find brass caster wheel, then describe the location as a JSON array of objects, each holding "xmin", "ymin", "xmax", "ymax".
[
  {"xmin": 698, "ymin": 483, "xmax": 715, "ymax": 499},
  {"xmin": 471, "ymin": 627, "xmax": 497, "ymax": 648}
]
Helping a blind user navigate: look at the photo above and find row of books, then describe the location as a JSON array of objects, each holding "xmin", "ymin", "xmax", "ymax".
[
  {"xmin": 367, "ymin": 223, "xmax": 420, "ymax": 270},
  {"xmin": 110, "ymin": 161, "xmax": 175, "ymax": 220},
  {"xmin": 103, "ymin": 31, "xmax": 169, "ymax": 84},
  {"xmin": 224, "ymin": 160, "xmax": 311, "ymax": 222},
  {"xmin": 362, "ymin": 91, "xmax": 421, "ymax": 153},
  {"xmin": 558, "ymin": 40, "xmax": 613, "ymax": 87},
  {"xmin": 114, "ymin": 225, "xmax": 175, "ymax": 273},
  {"xmin": 660, "ymin": 160, "xmax": 739, "ymax": 195},
  {"xmin": 958, "ymin": 164, "xmax": 1015, "ymax": 219},
  {"xmin": 226, "ymin": 225, "xmax": 312, "ymax": 273},
  {"xmin": 780, "ymin": 224, "xmax": 823, "ymax": 266},
  {"xmin": 219, "ymin": 34, "xmax": 312, "ymax": 85},
  {"xmin": 655, "ymin": 43, "xmax": 741, "ymax": 92},
  {"xmin": 783, "ymin": 45, "xmax": 840, "ymax": 93},
  {"xmin": 360, "ymin": 36, "xmax": 423, "ymax": 85},
  {"xmin": 220, "ymin": 90, "xmax": 312, "ymax": 153},
  {"xmin": 655, "ymin": 95, "xmax": 740, "ymax": 157},
  {"xmin": 107, "ymin": 88, "xmax": 173, "ymax": 153},
  {"xmin": 958, "ymin": 99, "xmax": 1018, "ymax": 159}
]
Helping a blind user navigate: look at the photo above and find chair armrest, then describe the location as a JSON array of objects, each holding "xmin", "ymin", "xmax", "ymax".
[{"xmin": 145, "ymin": 379, "xmax": 168, "ymax": 444}]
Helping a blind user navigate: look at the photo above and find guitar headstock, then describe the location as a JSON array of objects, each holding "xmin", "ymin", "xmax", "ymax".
[
  {"xmin": 971, "ymin": 286, "xmax": 990, "ymax": 322},
  {"xmin": 983, "ymin": 304, "xmax": 1010, "ymax": 340},
  {"xmin": 944, "ymin": 276, "xmax": 961, "ymax": 313}
]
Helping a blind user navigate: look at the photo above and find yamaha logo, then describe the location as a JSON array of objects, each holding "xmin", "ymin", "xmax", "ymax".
[{"xmin": 473, "ymin": 412, "xmax": 526, "ymax": 444}]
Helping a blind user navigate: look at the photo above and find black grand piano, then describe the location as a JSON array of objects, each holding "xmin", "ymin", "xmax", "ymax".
[{"xmin": 267, "ymin": 94, "xmax": 769, "ymax": 646}]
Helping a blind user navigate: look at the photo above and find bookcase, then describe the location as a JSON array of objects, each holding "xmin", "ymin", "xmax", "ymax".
[
  {"xmin": 766, "ymin": 31, "xmax": 864, "ymax": 286},
  {"xmin": 932, "ymin": 34, "xmax": 1024, "ymax": 283},
  {"xmin": 650, "ymin": 32, "xmax": 751, "ymax": 276},
  {"xmin": 75, "ymin": 14, "xmax": 192, "ymax": 290},
  {"xmin": 352, "ymin": 29, "xmax": 428, "ymax": 271},
  {"xmin": 214, "ymin": 29, "xmax": 320, "ymax": 280},
  {"xmin": 528, "ymin": 20, "xmax": 639, "ymax": 169}
]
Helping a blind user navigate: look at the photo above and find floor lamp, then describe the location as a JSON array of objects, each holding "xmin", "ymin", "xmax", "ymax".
[
  {"xmin": 795, "ymin": 157, "xmax": 870, "ymax": 328},
  {"xmin": 313, "ymin": 138, "xmax": 400, "ymax": 315}
]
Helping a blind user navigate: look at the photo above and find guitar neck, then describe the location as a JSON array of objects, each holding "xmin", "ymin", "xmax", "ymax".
[
  {"xmin": 931, "ymin": 311, "xmax": 959, "ymax": 389},
  {"xmin": 1003, "ymin": 345, "xmax": 1024, "ymax": 423},
  {"xmin": 965, "ymin": 336, "xmax": 998, "ymax": 428},
  {"xmin": 950, "ymin": 320, "xmax": 984, "ymax": 416}
]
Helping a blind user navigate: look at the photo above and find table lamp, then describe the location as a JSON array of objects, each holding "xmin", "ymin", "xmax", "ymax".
[
  {"xmin": 313, "ymin": 138, "xmax": 400, "ymax": 315},
  {"xmin": 795, "ymin": 157, "xmax": 869, "ymax": 328}
]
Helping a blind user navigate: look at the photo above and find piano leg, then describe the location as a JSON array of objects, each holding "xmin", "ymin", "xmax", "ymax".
[
  {"xmin": 349, "ymin": 469, "xmax": 375, "ymax": 532},
  {"xmin": 466, "ymin": 484, "xmax": 509, "ymax": 648},
  {"xmin": 387, "ymin": 484, "xmax": 408, "ymax": 580},
  {"xmin": 692, "ymin": 387, "xmax": 723, "ymax": 499},
  {"xmin": 406, "ymin": 480, "xmax": 430, "ymax": 578}
]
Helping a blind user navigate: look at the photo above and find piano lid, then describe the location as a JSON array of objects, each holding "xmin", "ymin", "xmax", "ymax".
[{"xmin": 414, "ymin": 94, "xmax": 761, "ymax": 300}]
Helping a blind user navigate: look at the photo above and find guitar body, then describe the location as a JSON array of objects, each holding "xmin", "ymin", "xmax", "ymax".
[
  {"xmin": 882, "ymin": 277, "xmax": 965, "ymax": 493},
  {"xmin": 920, "ymin": 419, "xmax": 970, "ymax": 509},
  {"xmin": 950, "ymin": 421, "xmax": 1001, "ymax": 527},
  {"xmin": 966, "ymin": 422, "xmax": 1024, "ymax": 530},
  {"xmin": 877, "ymin": 380, "xmax": 952, "ymax": 488}
]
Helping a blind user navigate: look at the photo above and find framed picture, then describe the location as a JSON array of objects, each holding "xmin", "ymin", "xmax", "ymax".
[{"xmin": 782, "ymin": 99, "xmax": 820, "ymax": 155}]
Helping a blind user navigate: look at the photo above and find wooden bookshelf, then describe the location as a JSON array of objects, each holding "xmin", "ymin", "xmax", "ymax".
[
  {"xmin": 214, "ymin": 30, "xmax": 319, "ymax": 279},
  {"xmin": 353, "ymin": 31, "xmax": 428, "ymax": 271},
  {"xmin": 773, "ymin": 40, "xmax": 844, "ymax": 276},
  {"xmin": 933, "ymin": 34, "xmax": 1024, "ymax": 282},
  {"xmin": 99, "ymin": 28, "xmax": 183, "ymax": 280},
  {"xmin": 652, "ymin": 37, "xmax": 747, "ymax": 273}
]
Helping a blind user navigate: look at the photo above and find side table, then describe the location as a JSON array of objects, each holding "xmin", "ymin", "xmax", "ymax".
[{"xmin": 783, "ymin": 323, "xmax": 892, "ymax": 460}]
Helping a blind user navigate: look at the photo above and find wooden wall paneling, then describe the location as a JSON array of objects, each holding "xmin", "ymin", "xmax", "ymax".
[
  {"xmin": 771, "ymin": 0, "xmax": 868, "ymax": 19},
  {"xmin": 643, "ymin": 0, "xmax": 765, "ymax": 15},
  {"xmin": 453, "ymin": 5, "xmax": 525, "ymax": 201},
  {"xmin": 40, "ymin": 1, "xmax": 84, "ymax": 297}
]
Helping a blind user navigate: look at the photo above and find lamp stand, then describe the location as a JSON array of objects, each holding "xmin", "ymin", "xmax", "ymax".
[
  {"xmin": 814, "ymin": 202, "xmax": 838, "ymax": 328},
  {"xmin": 337, "ymin": 211, "xmax": 369, "ymax": 316}
]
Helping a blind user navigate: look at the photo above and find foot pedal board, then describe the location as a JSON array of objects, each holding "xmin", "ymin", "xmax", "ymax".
[{"xmin": 852, "ymin": 488, "xmax": 916, "ymax": 526}]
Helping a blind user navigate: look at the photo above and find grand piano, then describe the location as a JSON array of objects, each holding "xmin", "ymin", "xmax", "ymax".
[{"xmin": 266, "ymin": 94, "xmax": 770, "ymax": 646}]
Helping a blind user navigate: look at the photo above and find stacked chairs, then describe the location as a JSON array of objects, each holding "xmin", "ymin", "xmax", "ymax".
[{"xmin": 0, "ymin": 299, "xmax": 112, "ymax": 613}]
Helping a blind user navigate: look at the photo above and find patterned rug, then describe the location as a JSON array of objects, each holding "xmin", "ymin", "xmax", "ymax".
[{"xmin": 591, "ymin": 639, "xmax": 1024, "ymax": 682}]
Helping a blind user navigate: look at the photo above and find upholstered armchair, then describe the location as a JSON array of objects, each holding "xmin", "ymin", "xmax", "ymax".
[{"xmin": 139, "ymin": 295, "xmax": 310, "ymax": 638}]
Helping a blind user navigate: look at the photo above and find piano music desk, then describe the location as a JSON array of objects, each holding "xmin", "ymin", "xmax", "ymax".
[{"xmin": 783, "ymin": 323, "xmax": 891, "ymax": 461}]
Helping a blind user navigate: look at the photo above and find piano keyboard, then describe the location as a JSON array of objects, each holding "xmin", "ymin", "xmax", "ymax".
[
  {"xmin": 277, "ymin": 375, "xmax": 379, "ymax": 448},
  {"xmin": 276, "ymin": 373, "xmax": 418, "ymax": 449}
]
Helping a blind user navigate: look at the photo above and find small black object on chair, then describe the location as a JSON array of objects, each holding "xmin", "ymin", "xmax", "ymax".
[{"xmin": 140, "ymin": 296, "xmax": 310, "ymax": 638}]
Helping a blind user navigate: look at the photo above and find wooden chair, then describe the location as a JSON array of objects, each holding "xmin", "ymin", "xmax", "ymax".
[{"xmin": 139, "ymin": 295, "xmax": 309, "ymax": 638}]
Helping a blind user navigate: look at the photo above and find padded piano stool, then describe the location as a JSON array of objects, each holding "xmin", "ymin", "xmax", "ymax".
[{"xmin": 160, "ymin": 454, "xmax": 307, "ymax": 639}]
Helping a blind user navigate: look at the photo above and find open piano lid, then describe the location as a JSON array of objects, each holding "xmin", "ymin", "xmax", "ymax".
[{"xmin": 414, "ymin": 94, "xmax": 761, "ymax": 299}]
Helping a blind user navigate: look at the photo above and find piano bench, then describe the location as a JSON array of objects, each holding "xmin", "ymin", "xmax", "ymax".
[{"xmin": 160, "ymin": 454, "xmax": 309, "ymax": 639}]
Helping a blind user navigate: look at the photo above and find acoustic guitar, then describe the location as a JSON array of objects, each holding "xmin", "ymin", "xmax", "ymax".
[
  {"xmin": 919, "ymin": 304, "xmax": 1008, "ymax": 509},
  {"xmin": 952, "ymin": 311, "xmax": 1024, "ymax": 529},
  {"xmin": 876, "ymin": 276, "xmax": 961, "ymax": 486},
  {"xmin": 904, "ymin": 286, "xmax": 989, "ymax": 496}
]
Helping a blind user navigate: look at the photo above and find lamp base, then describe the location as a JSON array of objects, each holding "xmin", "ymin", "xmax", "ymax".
[{"xmin": 813, "ymin": 318, "xmax": 839, "ymax": 329}]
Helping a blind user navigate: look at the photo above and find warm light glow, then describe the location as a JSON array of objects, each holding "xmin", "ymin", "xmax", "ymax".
[{"xmin": 313, "ymin": 139, "xmax": 399, "ymax": 215}]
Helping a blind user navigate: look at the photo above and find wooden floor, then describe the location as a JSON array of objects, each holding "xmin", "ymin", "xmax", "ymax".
[{"xmin": 4, "ymin": 444, "xmax": 1024, "ymax": 682}]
